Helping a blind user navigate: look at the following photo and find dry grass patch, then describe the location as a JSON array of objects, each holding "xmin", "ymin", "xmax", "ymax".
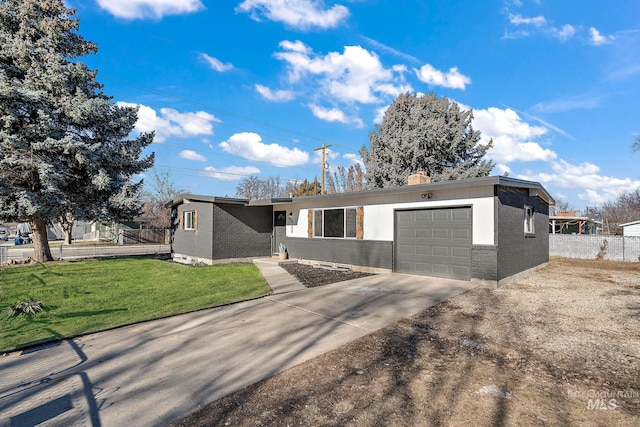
[{"xmin": 173, "ymin": 258, "xmax": 640, "ymax": 426}]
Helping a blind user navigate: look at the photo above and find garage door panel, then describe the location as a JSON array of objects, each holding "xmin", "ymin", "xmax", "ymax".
[
  {"xmin": 397, "ymin": 228, "xmax": 416, "ymax": 238},
  {"xmin": 432, "ymin": 210, "xmax": 449, "ymax": 221},
  {"xmin": 397, "ymin": 244, "xmax": 416, "ymax": 255},
  {"xmin": 452, "ymin": 265, "xmax": 471, "ymax": 277},
  {"xmin": 415, "ymin": 245, "xmax": 430, "ymax": 255},
  {"xmin": 395, "ymin": 207, "xmax": 471, "ymax": 280},
  {"xmin": 414, "ymin": 262, "xmax": 432, "ymax": 273},
  {"xmin": 452, "ymin": 228, "xmax": 470, "ymax": 239},
  {"xmin": 451, "ymin": 210, "xmax": 471, "ymax": 221},
  {"xmin": 451, "ymin": 247, "xmax": 471, "ymax": 258},
  {"xmin": 432, "ymin": 263, "xmax": 451, "ymax": 275},
  {"xmin": 415, "ymin": 228, "xmax": 431, "ymax": 238},
  {"xmin": 432, "ymin": 246, "xmax": 450, "ymax": 257},
  {"xmin": 432, "ymin": 229, "xmax": 449, "ymax": 239}
]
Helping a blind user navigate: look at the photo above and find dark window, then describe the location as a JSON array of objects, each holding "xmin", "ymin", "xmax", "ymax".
[
  {"xmin": 324, "ymin": 209, "xmax": 344, "ymax": 237},
  {"xmin": 274, "ymin": 210, "xmax": 286, "ymax": 227}
]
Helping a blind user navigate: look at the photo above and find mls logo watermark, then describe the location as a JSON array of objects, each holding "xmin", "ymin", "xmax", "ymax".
[
  {"xmin": 568, "ymin": 388, "xmax": 638, "ymax": 410},
  {"xmin": 586, "ymin": 398, "xmax": 618, "ymax": 411}
]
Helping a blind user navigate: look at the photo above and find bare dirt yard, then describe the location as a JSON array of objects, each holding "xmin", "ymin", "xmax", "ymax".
[{"xmin": 172, "ymin": 258, "xmax": 640, "ymax": 426}]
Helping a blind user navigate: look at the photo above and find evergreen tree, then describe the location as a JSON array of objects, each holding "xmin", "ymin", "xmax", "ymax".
[
  {"xmin": 361, "ymin": 93, "xmax": 494, "ymax": 189},
  {"xmin": 0, "ymin": 0, "xmax": 154, "ymax": 262}
]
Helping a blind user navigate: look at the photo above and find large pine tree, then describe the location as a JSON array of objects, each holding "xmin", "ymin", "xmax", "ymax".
[
  {"xmin": 361, "ymin": 93, "xmax": 494, "ymax": 189},
  {"xmin": 0, "ymin": 0, "xmax": 154, "ymax": 262}
]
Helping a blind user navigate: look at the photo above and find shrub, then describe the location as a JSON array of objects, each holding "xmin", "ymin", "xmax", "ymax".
[{"xmin": 5, "ymin": 299, "xmax": 44, "ymax": 318}]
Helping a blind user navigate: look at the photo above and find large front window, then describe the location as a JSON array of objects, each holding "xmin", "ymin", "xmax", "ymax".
[{"xmin": 313, "ymin": 208, "xmax": 357, "ymax": 238}]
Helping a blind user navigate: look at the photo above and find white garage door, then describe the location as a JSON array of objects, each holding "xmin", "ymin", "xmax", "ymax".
[{"xmin": 395, "ymin": 207, "xmax": 472, "ymax": 280}]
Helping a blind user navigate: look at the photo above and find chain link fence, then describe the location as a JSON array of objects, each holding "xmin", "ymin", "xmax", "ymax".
[{"xmin": 550, "ymin": 235, "xmax": 640, "ymax": 262}]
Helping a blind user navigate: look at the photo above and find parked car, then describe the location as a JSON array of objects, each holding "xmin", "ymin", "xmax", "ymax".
[{"xmin": 0, "ymin": 226, "xmax": 8, "ymax": 241}]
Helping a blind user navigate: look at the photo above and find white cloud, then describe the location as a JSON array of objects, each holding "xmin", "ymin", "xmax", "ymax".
[
  {"xmin": 205, "ymin": 165, "xmax": 260, "ymax": 181},
  {"xmin": 589, "ymin": 27, "xmax": 615, "ymax": 45},
  {"xmin": 219, "ymin": 132, "xmax": 309, "ymax": 166},
  {"xmin": 472, "ymin": 107, "xmax": 556, "ymax": 163},
  {"xmin": 97, "ymin": 0, "xmax": 204, "ymax": 19},
  {"xmin": 414, "ymin": 64, "xmax": 471, "ymax": 90},
  {"xmin": 552, "ymin": 24, "xmax": 576, "ymax": 41},
  {"xmin": 255, "ymin": 84, "xmax": 296, "ymax": 102},
  {"xmin": 236, "ymin": 0, "xmax": 349, "ymax": 30},
  {"xmin": 308, "ymin": 104, "xmax": 363, "ymax": 127},
  {"xmin": 508, "ymin": 13, "xmax": 546, "ymax": 26},
  {"xmin": 117, "ymin": 102, "xmax": 220, "ymax": 142},
  {"xmin": 373, "ymin": 105, "xmax": 389, "ymax": 124},
  {"xmin": 495, "ymin": 164, "xmax": 512, "ymax": 176},
  {"xmin": 200, "ymin": 53, "xmax": 233, "ymax": 72},
  {"xmin": 519, "ymin": 159, "xmax": 640, "ymax": 205},
  {"xmin": 275, "ymin": 41, "xmax": 408, "ymax": 104},
  {"xmin": 179, "ymin": 149, "xmax": 206, "ymax": 162},
  {"xmin": 343, "ymin": 153, "xmax": 364, "ymax": 167},
  {"xmin": 279, "ymin": 40, "xmax": 312, "ymax": 54}
]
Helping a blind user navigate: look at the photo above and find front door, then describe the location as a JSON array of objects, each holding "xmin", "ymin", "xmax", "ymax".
[{"xmin": 273, "ymin": 210, "xmax": 287, "ymax": 254}]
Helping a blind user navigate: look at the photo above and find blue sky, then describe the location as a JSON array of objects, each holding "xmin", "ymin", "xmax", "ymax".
[{"xmin": 69, "ymin": 0, "xmax": 640, "ymax": 210}]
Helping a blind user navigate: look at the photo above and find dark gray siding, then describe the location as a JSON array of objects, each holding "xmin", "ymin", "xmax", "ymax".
[
  {"xmin": 171, "ymin": 202, "xmax": 214, "ymax": 260},
  {"xmin": 496, "ymin": 186, "xmax": 549, "ymax": 280},
  {"xmin": 283, "ymin": 237, "xmax": 393, "ymax": 270},
  {"xmin": 212, "ymin": 204, "xmax": 272, "ymax": 259}
]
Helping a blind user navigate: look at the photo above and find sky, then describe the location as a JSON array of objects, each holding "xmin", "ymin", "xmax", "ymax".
[{"xmin": 67, "ymin": 0, "xmax": 640, "ymax": 211}]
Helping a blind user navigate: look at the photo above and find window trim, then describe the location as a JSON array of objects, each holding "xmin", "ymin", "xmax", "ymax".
[
  {"xmin": 524, "ymin": 205, "xmax": 535, "ymax": 235},
  {"xmin": 184, "ymin": 210, "xmax": 196, "ymax": 230},
  {"xmin": 312, "ymin": 207, "xmax": 358, "ymax": 239}
]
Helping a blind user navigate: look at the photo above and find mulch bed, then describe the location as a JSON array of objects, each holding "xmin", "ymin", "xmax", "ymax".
[{"xmin": 280, "ymin": 262, "xmax": 375, "ymax": 287}]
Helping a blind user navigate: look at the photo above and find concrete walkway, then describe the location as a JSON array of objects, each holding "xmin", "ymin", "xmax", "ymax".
[
  {"xmin": 252, "ymin": 257, "xmax": 306, "ymax": 294},
  {"xmin": 0, "ymin": 261, "xmax": 477, "ymax": 427}
]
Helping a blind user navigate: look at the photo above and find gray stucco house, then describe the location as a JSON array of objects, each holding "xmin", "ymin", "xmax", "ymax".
[{"xmin": 170, "ymin": 175, "xmax": 554, "ymax": 286}]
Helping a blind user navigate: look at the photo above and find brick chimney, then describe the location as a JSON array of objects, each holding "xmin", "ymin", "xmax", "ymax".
[{"xmin": 407, "ymin": 171, "xmax": 431, "ymax": 185}]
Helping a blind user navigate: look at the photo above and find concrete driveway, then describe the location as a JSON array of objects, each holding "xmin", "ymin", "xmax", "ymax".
[{"xmin": 0, "ymin": 271, "xmax": 477, "ymax": 427}]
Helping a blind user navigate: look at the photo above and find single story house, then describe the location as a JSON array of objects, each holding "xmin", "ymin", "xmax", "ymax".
[
  {"xmin": 170, "ymin": 175, "xmax": 554, "ymax": 286},
  {"xmin": 549, "ymin": 213, "xmax": 602, "ymax": 235},
  {"xmin": 620, "ymin": 220, "xmax": 640, "ymax": 237}
]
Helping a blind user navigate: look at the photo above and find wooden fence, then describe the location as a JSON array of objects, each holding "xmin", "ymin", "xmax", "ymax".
[{"xmin": 116, "ymin": 229, "xmax": 170, "ymax": 245}]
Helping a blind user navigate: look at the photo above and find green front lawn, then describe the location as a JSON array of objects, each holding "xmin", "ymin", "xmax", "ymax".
[{"xmin": 0, "ymin": 257, "xmax": 270, "ymax": 352}]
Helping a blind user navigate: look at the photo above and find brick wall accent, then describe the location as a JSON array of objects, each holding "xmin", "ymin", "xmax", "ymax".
[
  {"xmin": 472, "ymin": 245, "xmax": 498, "ymax": 281},
  {"xmin": 212, "ymin": 204, "xmax": 273, "ymax": 259},
  {"xmin": 283, "ymin": 237, "xmax": 393, "ymax": 270}
]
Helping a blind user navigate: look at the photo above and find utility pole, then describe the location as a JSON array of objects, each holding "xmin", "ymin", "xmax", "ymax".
[{"xmin": 314, "ymin": 143, "xmax": 331, "ymax": 195}]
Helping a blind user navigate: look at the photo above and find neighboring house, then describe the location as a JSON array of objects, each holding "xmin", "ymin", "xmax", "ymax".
[
  {"xmin": 170, "ymin": 175, "xmax": 554, "ymax": 287},
  {"xmin": 549, "ymin": 213, "xmax": 602, "ymax": 235},
  {"xmin": 620, "ymin": 220, "xmax": 640, "ymax": 237}
]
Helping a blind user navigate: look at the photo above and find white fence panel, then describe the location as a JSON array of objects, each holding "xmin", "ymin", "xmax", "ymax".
[{"xmin": 550, "ymin": 235, "xmax": 640, "ymax": 262}]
